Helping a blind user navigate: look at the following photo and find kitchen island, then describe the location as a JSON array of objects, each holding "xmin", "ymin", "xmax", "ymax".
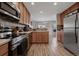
[
  {"xmin": 31, "ymin": 31, "xmax": 49, "ymax": 44},
  {"xmin": 19, "ymin": 30, "xmax": 49, "ymax": 44}
]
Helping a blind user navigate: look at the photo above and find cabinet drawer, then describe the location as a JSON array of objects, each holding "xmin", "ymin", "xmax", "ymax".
[{"xmin": 0, "ymin": 43, "xmax": 8, "ymax": 56}]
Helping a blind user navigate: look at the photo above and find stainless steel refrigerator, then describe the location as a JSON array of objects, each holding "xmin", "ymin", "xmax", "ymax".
[{"xmin": 64, "ymin": 10, "xmax": 79, "ymax": 55}]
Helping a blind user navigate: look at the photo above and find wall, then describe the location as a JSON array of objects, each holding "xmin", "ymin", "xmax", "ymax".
[
  {"xmin": 31, "ymin": 14, "xmax": 57, "ymax": 29},
  {"xmin": 32, "ymin": 21, "xmax": 56, "ymax": 30}
]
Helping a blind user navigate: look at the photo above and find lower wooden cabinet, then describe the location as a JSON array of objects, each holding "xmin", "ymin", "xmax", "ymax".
[
  {"xmin": 57, "ymin": 30, "xmax": 64, "ymax": 43},
  {"xmin": 0, "ymin": 43, "xmax": 8, "ymax": 56},
  {"xmin": 3, "ymin": 53, "xmax": 8, "ymax": 56},
  {"xmin": 31, "ymin": 31, "xmax": 49, "ymax": 44}
]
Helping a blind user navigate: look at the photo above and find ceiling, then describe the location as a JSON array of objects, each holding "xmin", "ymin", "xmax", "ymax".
[{"xmin": 24, "ymin": 2, "xmax": 75, "ymax": 21}]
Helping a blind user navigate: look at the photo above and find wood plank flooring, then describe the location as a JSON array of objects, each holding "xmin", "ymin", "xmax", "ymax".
[
  {"xmin": 27, "ymin": 43, "xmax": 73, "ymax": 56},
  {"xmin": 27, "ymin": 28, "xmax": 73, "ymax": 56}
]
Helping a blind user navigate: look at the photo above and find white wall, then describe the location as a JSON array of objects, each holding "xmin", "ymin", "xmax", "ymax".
[{"xmin": 31, "ymin": 14, "xmax": 57, "ymax": 30}]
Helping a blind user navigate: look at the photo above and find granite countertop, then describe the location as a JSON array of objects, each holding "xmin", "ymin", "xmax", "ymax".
[
  {"xmin": 19, "ymin": 31, "xmax": 32, "ymax": 34},
  {"xmin": 32, "ymin": 30, "xmax": 49, "ymax": 32},
  {"xmin": 0, "ymin": 39, "xmax": 11, "ymax": 46}
]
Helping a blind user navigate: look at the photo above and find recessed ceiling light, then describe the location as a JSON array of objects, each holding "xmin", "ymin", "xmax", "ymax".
[
  {"xmin": 40, "ymin": 11, "xmax": 43, "ymax": 14},
  {"xmin": 31, "ymin": 2, "xmax": 35, "ymax": 5},
  {"xmin": 53, "ymin": 2, "xmax": 57, "ymax": 5}
]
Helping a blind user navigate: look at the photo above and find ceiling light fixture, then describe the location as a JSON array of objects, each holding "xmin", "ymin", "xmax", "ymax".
[
  {"xmin": 53, "ymin": 2, "xmax": 57, "ymax": 6},
  {"xmin": 40, "ymin": 11, "xmax": 43, "ymax": 14},
  {"xmin": 31, "ymin": 2, "xmax": 35, "ymax": 5}
]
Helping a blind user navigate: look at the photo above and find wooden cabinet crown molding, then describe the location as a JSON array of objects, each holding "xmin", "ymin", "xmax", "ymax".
[
  {"xmin": 57, "ymin": 3, "xmax": 79, "ymax": 27},
  {"xmin": 61, "ymin": 2, "xmax": 79, "ymax": 17}
]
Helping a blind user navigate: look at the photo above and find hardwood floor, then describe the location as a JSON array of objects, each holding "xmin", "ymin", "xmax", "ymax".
[
  {"xmin": 27, "ymin": 28, "xmax": 73, "ymax": 56},
  {"xmin": 27, "ymin": 43, "xmax": 73, "ymax": 56}
]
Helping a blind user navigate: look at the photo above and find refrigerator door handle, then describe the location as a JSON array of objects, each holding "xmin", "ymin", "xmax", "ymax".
[{"xmin": 75, "ymin": 13, "xmax": 78, "ymax": 43}]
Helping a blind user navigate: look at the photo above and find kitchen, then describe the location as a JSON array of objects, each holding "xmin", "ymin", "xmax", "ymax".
[
  {"xmin": 0, "ymin": 2, "xmax": 49, "ymax": 56},
  {"xmin": 0, "ymin": 2, "xmax": 78, "ymax": 56}
]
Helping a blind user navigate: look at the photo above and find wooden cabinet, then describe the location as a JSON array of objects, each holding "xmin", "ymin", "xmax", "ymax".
[
  {"xmin": 3, "ymin": 53, "xmax": 8, "ymax": 56},
  {"xmin": 57, "ymin": 31, "xmax": 60, "ymax": 42},
  {"xmin": 57, "ymin": 31, "xmax": 63, "ymax": 43},
  {"xmin": 0, "ymin": 43, "xmax": 8, "ymax": 56},
  {"xmin": 57, "ymin": 14, "xmax": 61, "ymax": 25},
  {"xmin": 27, "ymin": 11, "xmax": 31, "ymax": 24},
  {"xmin": 42, "ymin": 32, "xmax": 49, "ymax": 43},
  {"xmin": 31, "ymin": 32, "xmax": 37, "ymax": 43},
  {"xmin": 15, "ymin": 2, "xmax": 31, "ymax": 24},
  {"xmin": 24, "ymin": 7, "xmax": 28, "ymax": 24},
  {"xmin": 31, "ymin": 31, "xmax": 49, "ymax": 44},
  {"xmin": 57, "ymin": 14, "xmax": 63, "ymax": 26},
  {"xmin": 19, "ymin": 3, "xmax": 24, "ymax": 24},
  {"xmin": 61, "ymin": 3, "xmax": 79, "ymax": 16}
]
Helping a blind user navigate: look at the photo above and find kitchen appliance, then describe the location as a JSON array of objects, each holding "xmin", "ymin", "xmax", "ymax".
[
  {"xmin": 9, "ymin": 35, "xmax": 24, "ymax": 56},
  {"xmin": 64, "ymin": 9, "xmax": 79, "ymax": 55},
  {"xmin": 17, "ymin": 37, "xmax": 27, "ymax": 56},
  {"xmin": 17, "ymin": 34, "xmax": 31, "ymax": 56},
  {"xmin": 0, "ymin": 27, "xmax": 12, "ymax": 39},
  {"xmin": 0, "ymin": 2, "xmax": 20, "ymax": 21},
  {"xmin": 9, "ymin": 34, "xmax": 29, "ymax": 56}
]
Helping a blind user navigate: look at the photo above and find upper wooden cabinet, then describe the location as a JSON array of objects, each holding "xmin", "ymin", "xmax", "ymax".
[
  {"xmin": 27, "ymin": 12, "xmax": 30, "ymax": 24},
  {"xmin": 24, "ymin": 7, "xmax": 28, "ymax": 24},
  {"xmin": 57, "ymin": 3, "xmax": 79, "ymax": 27},
  {"xmin": 14, "ymin": 2, "xmax": 31, "ymax": 24},
  {"xmin": 57, "ymin": 14, "xmax": 61, "ymax": 25},
  {"xmin": 57, "ymin": 14, "xmax": 63, "ymax": 26},
  {"xmin": 61, "ymin": 2, "xmax": 79, "ymax": 16},
  {"xmin": 19, "ymin": 2, "xmax": 24, "ymax": 24}
]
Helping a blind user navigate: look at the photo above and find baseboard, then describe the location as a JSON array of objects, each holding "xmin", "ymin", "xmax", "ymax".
[{"xmin": 64, "ymin": 47, "xmax": 77, "ymax": 56}]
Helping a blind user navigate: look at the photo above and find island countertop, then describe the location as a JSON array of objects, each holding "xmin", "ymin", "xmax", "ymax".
[
  {"xmin": 32, "ymin": 30, "xmax": 49, "ymax": 32},
  {"xmin": 19, "ymin": 31, "xmax": 32, "ymax": 34}
]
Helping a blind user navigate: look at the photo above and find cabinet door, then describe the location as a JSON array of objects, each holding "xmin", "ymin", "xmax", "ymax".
[
  {"xmin": 42, "ymin": 32, "xmax": 49, "ymax": 43},
  {"xmin": 23, "ymin": 7, "xmax": 26, "ymax": 24},
  {"xmin": 28, "ymin": 12, "xmax": 30, "ymax": 24},
  {"xmin": 19, "ymin": 3, "xmax": 24, "ymax": 24},
  {"xmin": 3, "ymin": 53, "xmax": 8, "ymax": 56},
  {"xmin": 24, "ymin": 8, "xmax": 28, "ymax": 24},
  {"xmin": 32, "ymin": 32, "xmax": 37, "ymax": 43},
  {"xmin": 57, "ymin": 31, "xmax": 61, "ymax": 42},
  {"xmin": 0, "ymin": 43, "xmax": 8, "ymax": 56},
  {"xmin": 36, "ymin": 32, "xmax": 41, "ymax": 43}
]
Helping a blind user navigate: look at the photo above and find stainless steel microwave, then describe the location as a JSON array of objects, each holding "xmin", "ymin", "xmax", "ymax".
[{"xmin": 0, "ymin": 2, "xmax": 20, "ymax": 20}]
